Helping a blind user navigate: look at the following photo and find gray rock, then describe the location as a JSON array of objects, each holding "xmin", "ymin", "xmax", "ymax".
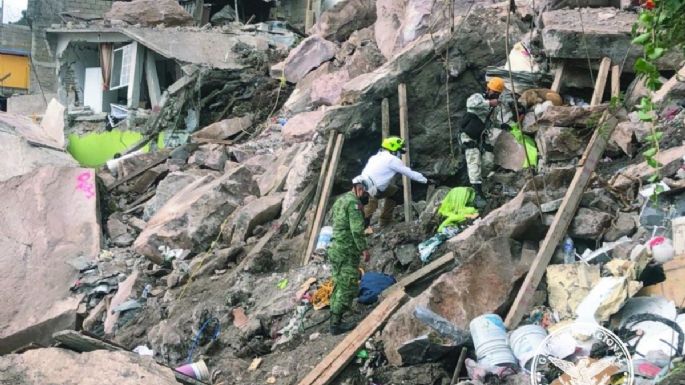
[
  {"xmin": 604, "ymin": 212, "xmax": 637, "ymax": 242},
  {"xmin": 187, "ymin": 144, "xmax": 229, "ymax": 171},
  {"xmin": 536, "ymin": 126, "xmax": 584, "ymax": 162},
  {"xmin": 225, "ymin": 194, "xmax": 284, "ymax": 244},
  {"xmin": 395, "ymin": 244, "xmax": 417, "ymax": 266},
  {"xmin": 569, "ymin": 208, "xmax": 611, "ymax": 239},
  {"xmin": 283, "ymin": 36, "xmax": 338, "ymax": 83}
]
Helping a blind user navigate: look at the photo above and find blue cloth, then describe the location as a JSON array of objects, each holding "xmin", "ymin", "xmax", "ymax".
[{"xmin": 358, "ymin": 272, "xmax": 396, "ymax": 304}]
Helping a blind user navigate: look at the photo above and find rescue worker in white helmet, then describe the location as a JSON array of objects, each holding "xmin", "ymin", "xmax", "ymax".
[{"xmin": 353, "ymin": 136, "xmax": 427, "ymax": 228}]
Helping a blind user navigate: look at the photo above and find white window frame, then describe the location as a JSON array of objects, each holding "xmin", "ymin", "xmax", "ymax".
[{"xmin": 110, "ymin": 43, "xmax": 133, "ymax": 90}]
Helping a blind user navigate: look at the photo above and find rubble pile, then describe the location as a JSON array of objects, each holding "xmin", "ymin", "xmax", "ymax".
[{"xmin": 1, "ymin": 0, "xmax": 685, "ymax": 385}]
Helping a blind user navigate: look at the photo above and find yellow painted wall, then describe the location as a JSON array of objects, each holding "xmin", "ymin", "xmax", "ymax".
[{"xmin": 0, "ymin": 54, "xmax": 30, "ymax": 90}]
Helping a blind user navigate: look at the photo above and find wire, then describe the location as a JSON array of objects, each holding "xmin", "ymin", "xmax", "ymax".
[{"xmin": 186, "ymin": 317, "xmax": 221, "ymax": 364}]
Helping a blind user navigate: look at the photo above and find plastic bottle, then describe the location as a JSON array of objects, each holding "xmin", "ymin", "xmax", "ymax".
[
  {"xmin": 414, "ymin": 306, "xmax": 470, "ymax": 343},
  {"xmin": 563, "ymin": 236, "xmax": 575, "ymax": 264},
  {"xmin": 315, "ymin": 226, "xmax": 333, "ymax": 253}
]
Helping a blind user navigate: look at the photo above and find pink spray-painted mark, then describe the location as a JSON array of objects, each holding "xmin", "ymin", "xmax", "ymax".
[{"xmin": 76, "ymin": 171, "xmax": 96, "ymax": 199}]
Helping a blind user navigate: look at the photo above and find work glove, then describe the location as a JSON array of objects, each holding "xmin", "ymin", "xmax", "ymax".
[
  {"xmin": 417, "ymin": 175, "xmax": 428, "ymax": 184},
  {"xmin": 362, "ymin": 250, "xmax": 371, "ymax": 263}
]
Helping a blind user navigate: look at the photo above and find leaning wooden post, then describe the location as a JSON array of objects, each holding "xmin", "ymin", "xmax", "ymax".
[
  {"xmin": 504, "ymin": 58, "xmax": 616, "ymax": 329},
  {"xmin": 381, "ymin": 98, "xmax": 390, "ymax": 139},
  {"xmin": 302, "ymin": 133, "xmax": 345, "ymax": 265},
  {"xmin": 398, "ymin": 83, "xmax": 412, "ymax": 222}
]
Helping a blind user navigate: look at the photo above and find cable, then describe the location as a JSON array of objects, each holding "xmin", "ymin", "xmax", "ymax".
[{"xmin": 186, "ymin": 317, "xmax": 221, "ymax": 364}]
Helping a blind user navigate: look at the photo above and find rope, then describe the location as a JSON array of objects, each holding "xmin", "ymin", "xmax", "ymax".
[
  {"xmin": 505, "ymin": 3, "xmax": 544, "ymax": 221},
  {"xmin": 186, "ymin": 317, "xmax": 221, "ymax": 364}
]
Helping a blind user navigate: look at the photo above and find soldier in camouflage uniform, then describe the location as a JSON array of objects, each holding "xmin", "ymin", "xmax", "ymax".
[{"xmin": 328, "ymin": 181, "xmax": 370, "ymax": 335}]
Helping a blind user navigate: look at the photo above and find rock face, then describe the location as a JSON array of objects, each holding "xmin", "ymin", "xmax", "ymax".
[
  {"xmin": 310, "ymin": 70, "xmax": 351, "ymax": 106},
  {"xmin": 381, "ymin": 237, "xmax": 534, "ymax": 366},
  {"xmin": 225, "ymin": 194, "xmax": 285, "ymax": 243},
  {"xmin": 133, "ymin": 166, "xmax": 259, "ymax": 264},
  {"xmin": 192, "ymin": 114, "xmax": 254, "ymax": 140},
  {"xmin": 105, "ymin": 0, "xmax": 194, "ymax": 27},
  {"xmin": 283, "ymin": 36, "xmax": 338, "ymax": 83},
  {"xmin": 282, "ymin": 110, "xmax": 326, "ymax": 142},
  {"xmin": 0, "ymin": 348, "xmax": 179, "ymax": 385},
  {"xmin": 541, "ymin": 8, "xmax": 682, "ymax": 71},
  {"xmin": 311, "ymin": 0, "xmax": 377, "ymax": 42},
  {"xmin": 0, "ymin": 167, "xmax": 101, "ymax": 353}
]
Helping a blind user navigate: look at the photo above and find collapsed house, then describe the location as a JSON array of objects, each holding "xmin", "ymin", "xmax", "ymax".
[{"xmin": 1, "ymin": 0, "xmax": 685, "ymax": 384}]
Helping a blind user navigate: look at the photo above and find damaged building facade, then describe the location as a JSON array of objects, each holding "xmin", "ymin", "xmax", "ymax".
[{"xmin": 1, "ymin": 0, "xmax": 685, "ymax": 384}]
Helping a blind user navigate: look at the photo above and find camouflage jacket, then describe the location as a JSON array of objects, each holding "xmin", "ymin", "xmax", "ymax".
[{"xmin": 329, "ymin": 191, "xmax": 367, "ymax": 257}]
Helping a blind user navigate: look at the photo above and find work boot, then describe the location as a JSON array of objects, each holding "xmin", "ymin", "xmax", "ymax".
[
  {"xmin": 330, "ymin": 313, "xmax": 357, "ymax": 335},
  {"xmin": 472, "ymin": 184, "xmax": 487, "ymax": 210}
]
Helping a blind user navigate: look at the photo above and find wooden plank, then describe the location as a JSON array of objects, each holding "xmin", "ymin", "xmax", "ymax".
[
  {"xmin": 395, "ymin": 252, "xmax": 455, "ymax": 289},
  {"xmin": 303, "ymin": 134, "xmax": 336, "ymax": 250},
  {"xmin": 303, "ymin": 134, "xmax": 344, "ymax": 265},
  {"xmin": 590, "ymin": 58, "xmax": 612, "ymax": 106},
  {"xmin": 287, "ymin": 189, "xmax": 316, "ymax": 239},
  {"xmin": 611, "ymin": 64, "xmax": 621, "ymax": 98},
  {"xmin": 504, "ymin": 110, "xmax": 621, "ymax": 329},
  {"xmin": 107, "ymin": 153, "xmax": 169, "ymax": 191},
  {"xmin": 145, "ymin": 51, "xmax": 162, "ymax": 109},
  {"xmin": 450, "ymin": 347, "xmax": 468, "ymax": 385},
  {"xmin": 398, "ymin": 83, "xmax": 413, "ymax": 223},
  {"xmin": 297, "ymin": 288, "xmax": 406, "ymax": 385},
  {"xmin": 550, "ymin": 62, "xmax": 565, "ymax": 93},
  {"xmin": 381, "ymin": 98, "xmax": 390, "ymax": 139},
  {"xmin": 53, "ymin": 330, "xmax": 122, "ymax": 353}
]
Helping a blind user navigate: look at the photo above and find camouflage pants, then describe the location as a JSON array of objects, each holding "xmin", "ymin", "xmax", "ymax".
[
  {"xmin": 328, "ymin": 247, "xmax": 360, "ymax": 316},
  {"xmin": 461, "ymin": 133, "xmax": 494, "ymax": 185}
]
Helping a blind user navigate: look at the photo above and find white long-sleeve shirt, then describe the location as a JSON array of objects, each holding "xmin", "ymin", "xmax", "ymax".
[{"xmin": 361, "ymin": 150, "xmax": 427, "ymax": 192}]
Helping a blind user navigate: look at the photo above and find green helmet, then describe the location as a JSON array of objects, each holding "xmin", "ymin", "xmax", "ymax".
[{"xmin": 381, "ymin": 136, "xmax": 406, "ymax": 153}]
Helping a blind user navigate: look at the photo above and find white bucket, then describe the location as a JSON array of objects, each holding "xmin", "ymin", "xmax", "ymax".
[
  {"xmin": 509, "ymin": 324, "xmax": 547, "ymax": 369},
  {"xmin": 470, "ymin": 314, "xmax": 517, "ymax": 367}
]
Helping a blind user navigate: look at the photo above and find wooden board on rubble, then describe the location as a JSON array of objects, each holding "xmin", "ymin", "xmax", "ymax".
[
  {"xmin": 504, "ymin": 57, "xmax": 620, "ymax": 329},
  {"xmin": 53, "ymin": 330, "xmax": 122, "ymax": 353},
  {"xmin": 296, "ymin": 288, "xmax": 407, "ymax": 385}
]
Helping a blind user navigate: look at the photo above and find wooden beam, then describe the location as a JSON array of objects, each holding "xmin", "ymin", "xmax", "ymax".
[
  {"xmin": 590, "ymin": 58, "xmax": 612, "ymax": 106},
  {"xmin": 504, "ymin": 58, "xmax": 619, "ymax": 329},
  {"xmin": 395, "ymin": 252, "xmax": 456, "ymax": 289},
  {"xmin": 302, "ymin": 134, "xmax": 336, "ymax": 249},
  {"xmin": 303, "ymin": 133, "xmax": 345, "ymax": 265},
  {"xmin": 145, "ymin": 51, "xmax": 162, "ymax": 110},
  {"xmin": 398, "ymin": 83, "xmax": 412, "ymax": 223},
  {"xmin": 450, "ymin": 347, "xmax": 468, "ymax": 385},
  {"xmin": 381, "ymin": 98, "xmax": 390, "ymax": 139},
  {"xmin": 53, "ymin": 330, "xmax": 122, "ymax": 353},
  {"xmin": 611, "ymin": 64, "xmax": 621, "ymax": 98},
  {"xmin": 505, "ymin": 113, "xmax": 622, "ymax": 328},
  {"xmin": 297, "ymin": 288, "xmax": 407, "ymax": 385},
  {"xmin": 550, "ymin": 62, "xmax": 565, "ymax": 93}
]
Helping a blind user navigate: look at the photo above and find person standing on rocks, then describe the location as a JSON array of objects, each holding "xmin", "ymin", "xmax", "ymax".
[
  {"xmin": 328, "ymin": 180, "xmax": 370, "ymax": 335},
  {"xmin": 354, "ymin": 136, "xmax": 428, "ymax": 229},
  {"xmin": 461, "ymin": 77, "xmax": 518, "ymax": 204}
]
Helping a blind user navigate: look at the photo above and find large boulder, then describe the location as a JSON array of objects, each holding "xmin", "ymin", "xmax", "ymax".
[
  {"xmin": 191, "ymin": 114, "xmax": 254, "ymax": 140},
  {"xmin": 0, "ymin": 113, "xmax": 77, "ymax": 182},
  {"xmin": 282, "ymin": 110, "xmax": 326, "ymax": 142},
  {"xmin": 311, "ymin": 0, "xmax": 377, "ymax": 42},
  {"xmin": 105, "ymin": 0, "xmax": 194, "ymax": 27},
  {"xmin": 536, "ymin": 126, "xmax": 584, "ymax": 162},
  {"xmin": 494, "ymin": 130, "xmax": 528, "ymax": 171},
  {"xmin": 541, "ymin": 8, "xmax": 683, "ymax": 71},
  {"xmin": 187, "ymin": 144, "xmax": 229, "ymax": 171},
  {"xmin": 224, "ymin": 194, "xmax": 285, "ymax": 243},
  {"xmin": 0, "ymin": 348, "xmax": 179, "ymax": 385},
  {"xmin": 133, "ymin": 166, "xmax": 259, "ymax": 264},
  {"xmin": 381, "ymin": 237, "xmax": 534, "ymax": 366},
  {"xmin": 310, "ymin": 69, "xmax": 351, "ymax": 106},
  {"xmin": 0, "ymin": 167, "xmax": 101, "ymax": 354},
  {"xmin": 612, "ymin": 145, "xmax": 685, "ymax": 189},
  {"xmin": 143, "ymin": 170, "xmax": 214, "ymax": 220},
  {"xmin": 283, "ymin": 36, "xmax": 338, "ymax": 83}
]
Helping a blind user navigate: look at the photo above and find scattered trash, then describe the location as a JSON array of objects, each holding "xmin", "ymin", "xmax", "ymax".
[
  {"xmin": 358, "ymin": 272, "xmax": 396, "ymax": 304},
  {"xmin": 315, "ymin": 226, "xmax": 333, "ymax": 254},
  {"xmin": 356, "ymin": 349, "xmax": 369, "ymax": 359},
  {"xmin": 469, "ymin": 314, "xmax": 517, "ymax": 368},
  {"xmin": 562, "ymin": 236, "xmax": 575, "ymax": 264},
  {"xmin": 312, "ymin": 279, "xmax": 334, "ymax": 310},
  {"xmin": 575, "ymin": 277, "xmax": 642, "ymax": 323},
  {"xmin": 508, "ymin": 324, "xmax": 547, "ymax": 369},
  {"xmin": 640, "ymin": 182, "xmax": 671, "ymax": 198},
  {"xmin": 277, "ymin": 278, "xmax": 289, "ymax": 290},
  {"xmin": 418, "ymin": 227, "xmax": 460, "ymax": 263},
  {"xmin": 580, "ymin": 236, "xmax": 631, "ymax": 263},
  {"xmin": 111, "ymin": 299, "xmax": 141, "ymax": 313},
  {"xmin": 133, "ymin": 345, "xmax": 154, "ymax": 356},
  {"xmin": 648, "ymin": 236, "xmax": 675, "ymax": 263},
  {"xmin": 309, "ymin": 332, "xmax": 320, "ymax": 341},
  {"xmin": 414, "ymin": 306, "xmax": 470, "ymax": 343},
  {"xmin": 175, "ymin": 360, "xmax": 210, "ymax": 381},
  {"xmin": 248, "ymin": 357, "xmax": 263, "ymax": 371}
]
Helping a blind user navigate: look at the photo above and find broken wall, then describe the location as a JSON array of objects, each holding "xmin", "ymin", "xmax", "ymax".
[{"xmin": 26, "ymin": 0, "xmax": 114, "ymax": 94}]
